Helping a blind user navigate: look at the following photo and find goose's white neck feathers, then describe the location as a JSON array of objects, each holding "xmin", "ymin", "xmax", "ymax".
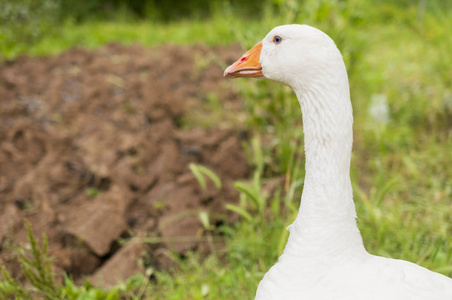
[{"xmin": 287, "ymin": 79, "xmax": 365, "ymax": 260}]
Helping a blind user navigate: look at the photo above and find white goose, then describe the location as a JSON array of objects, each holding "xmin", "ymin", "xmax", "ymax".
[{"xmin": 224, "ymin": 25, "xmax": 452, "ymax": 300}]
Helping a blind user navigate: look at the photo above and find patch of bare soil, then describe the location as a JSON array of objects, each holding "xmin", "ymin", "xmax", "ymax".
[{"xmin": 0, "ymin": 43, "xmax": 249, "ymax": 285}]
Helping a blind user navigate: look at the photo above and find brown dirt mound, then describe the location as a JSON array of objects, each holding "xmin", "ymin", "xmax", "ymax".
[{"xmin": 0, "ymin": 43, "xmax": 249, "ymax": 285}]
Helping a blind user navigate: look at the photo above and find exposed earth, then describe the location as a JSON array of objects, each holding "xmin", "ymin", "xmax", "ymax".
[{"xmin": 0, "ymin": 43, "xmax": 251, "ymax": 286}]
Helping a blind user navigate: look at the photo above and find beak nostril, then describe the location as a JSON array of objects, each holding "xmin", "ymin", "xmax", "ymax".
[{"xmin": 224, "ymin": 41, "xmax": 263, "ymax": 78}]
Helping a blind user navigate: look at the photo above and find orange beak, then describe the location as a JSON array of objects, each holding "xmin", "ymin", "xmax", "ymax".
[{"xmin": 224, "ymin": 41, "xmax": 263, "ymax": 78}]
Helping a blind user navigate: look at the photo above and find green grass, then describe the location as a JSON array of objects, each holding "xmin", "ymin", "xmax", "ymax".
[{"xmin": 1, "ymin": 0, "xmax": 451, "ymax": 298}]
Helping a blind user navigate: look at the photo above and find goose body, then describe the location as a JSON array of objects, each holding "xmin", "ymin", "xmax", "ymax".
[{"xmin": 224, "ymin": 24, "xmax": 452, "ymax": 299}]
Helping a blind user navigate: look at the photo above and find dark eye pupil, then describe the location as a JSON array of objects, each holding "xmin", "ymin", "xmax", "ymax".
[{"xmin": 274, "ymin": 36, "xmax": 281, "ymax": 43}]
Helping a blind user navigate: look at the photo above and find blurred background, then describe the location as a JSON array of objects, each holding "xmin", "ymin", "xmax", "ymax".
[{"xmin": 0, "ymin": 0, "xmax": 451, "ymax": 299}]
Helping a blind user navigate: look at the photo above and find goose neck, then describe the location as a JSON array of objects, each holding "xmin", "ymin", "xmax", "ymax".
[{"xmin": 283, "ymin": 72, "xmax": 366, "ymax": 259}]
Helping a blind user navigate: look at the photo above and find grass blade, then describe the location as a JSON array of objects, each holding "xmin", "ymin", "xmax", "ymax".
[{"xmin": 225, "ymin": 204, "xmax": 253, "ymax": 222}]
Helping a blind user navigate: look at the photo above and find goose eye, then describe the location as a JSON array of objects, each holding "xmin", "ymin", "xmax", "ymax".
[{"xmin": 273, "ymin": 36, "xmax": 282, "ymax": 44}]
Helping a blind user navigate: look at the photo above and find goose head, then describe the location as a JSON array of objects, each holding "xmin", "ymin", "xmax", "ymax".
[{"xmin": 224, "ymin": 24, "xmax": 342, "ymax": 89}]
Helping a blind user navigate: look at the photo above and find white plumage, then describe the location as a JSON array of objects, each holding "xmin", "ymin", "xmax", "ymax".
[{"xmin": 224, "ymin": 24, "xmax": 452, "ymax": 299}]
